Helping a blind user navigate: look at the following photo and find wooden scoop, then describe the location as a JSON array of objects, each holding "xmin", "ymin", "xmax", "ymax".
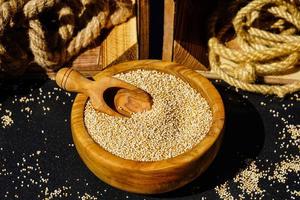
[{"xmin": 55, "ymin": 68, "xmax": 152, "ymax": 117}]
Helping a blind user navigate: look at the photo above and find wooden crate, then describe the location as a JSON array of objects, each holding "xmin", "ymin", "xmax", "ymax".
[
  {"xmin": 26, "ymin": 0, "xmax": 150, "ymax": 79},
  {"xmin": 162, "ymin": 0, "xmax": 300, "ymax": 84}
]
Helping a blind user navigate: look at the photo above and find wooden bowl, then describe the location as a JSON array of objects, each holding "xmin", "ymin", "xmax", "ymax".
[{"xmin": 71, "ymin": 60, "xmax": 225, "ymax": 194}]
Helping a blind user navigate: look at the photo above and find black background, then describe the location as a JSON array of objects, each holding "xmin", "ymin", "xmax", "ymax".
[{"xmin": 0, "ymin": 79, "xmax": 299, "ymax": 199}]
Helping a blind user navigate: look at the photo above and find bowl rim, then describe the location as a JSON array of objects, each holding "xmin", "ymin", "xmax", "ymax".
[{"xmin": 71, "ymin": 59, "xmax": 225, "ymax": 172}]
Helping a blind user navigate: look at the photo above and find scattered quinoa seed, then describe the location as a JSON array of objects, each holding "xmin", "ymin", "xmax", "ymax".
[
  {"xmin": 233, "ymin": 161, "xmax": 266, "ymax": 199},
  {"xmin": 215, "ymin": 182, "xmax": 234, "ymax": 200},
  {"xmin": 1, "ymin": 109, "xmax": 13, "ymax": 128}
]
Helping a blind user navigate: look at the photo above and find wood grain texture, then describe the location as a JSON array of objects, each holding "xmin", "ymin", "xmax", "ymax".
[
  {"xmin": 71, "ymin": 47, "xmax": 100, "ymax": 71},
  {"xmin": 71, "ymin": 59, "xmax": 225, "ymax": 194},
  {"xmin": 162, "ymin": 0, "xmax": 175, "ymax": 61},
  {"xmin": 137, "ymin": 0, "xmax": 150, "ymax": 59},
  {"xmin": 100, "ymin": 16, "xmax": 138, "ymax": 67},
  {"xmin": 55, "ymin": 67, "xmax": 152, "ymax": 117},
  {"xmin": 114, "ymin": 88, "xmax": 152, "ymax": 117},
  {"xmin": 173, "ymin": 41, "xmax": 208, "ymax": 70},
  {"xmin": 71, "ymin": 4, "xmax": 138, "ymax": 71},
  {"xmin": 171, "ymin": 0, "xmax": 212, "ymax": 71},
  {"xmin": 265, "ymin": 70, "xmax": 300, "ymax": 84}
]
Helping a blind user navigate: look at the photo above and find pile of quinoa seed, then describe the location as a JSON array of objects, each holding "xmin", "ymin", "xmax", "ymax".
[
  {"xmin": 84, "ymin": 70, "xmax": 213, "ymax": 161},
  {"xmin": 213, "ymin": 85, "xmax": 300, "ymax": 200}
]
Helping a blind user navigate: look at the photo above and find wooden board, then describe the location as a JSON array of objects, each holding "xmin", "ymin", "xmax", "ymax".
[
  {"xmin": 162, "ymin": 0, "xmax": 300, "ymax": 84},
  {"xmin": 137, "ymin": 0, "xmax": 150, "ymax": 59},
  {"xmin": 162, "ymin": 0, "xmax": 175, "ymax": 61},
  {"xmin": 163, "ymin": 0, "xmax": 216, "ymax": 71},
  {"xmin": 67, "ymin": 0, "xmax": 139, "ymax": 79},
  {"xmin": 70, "ymin": 14, "xmax": 138, "ymax": 75}
]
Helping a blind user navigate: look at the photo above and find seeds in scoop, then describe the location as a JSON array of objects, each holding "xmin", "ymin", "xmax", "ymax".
[{"xmin": 84, "ymin": 70, "xmax": 213, "ymax": 161}]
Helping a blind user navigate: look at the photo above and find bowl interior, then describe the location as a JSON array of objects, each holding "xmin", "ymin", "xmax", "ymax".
[{"xmin": 71, "ymin": 59, "xmax": 225, "ymax": 171}]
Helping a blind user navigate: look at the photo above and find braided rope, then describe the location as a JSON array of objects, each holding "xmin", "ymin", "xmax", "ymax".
[
  {"xmin": 23, "ymin": 0, "xmax": 59, "ymax": 19},
  {"xmin": 0, "ymin": 0, "xmax": 28, "ymax": 35},
  {"xmin": 57, "ymin": 3, "xmax": 75, "ymax": 46},
  {"xmin": 0, "ymin": 0, "xmax": 133, "ymax": 75},
  {"xmin": 208, "ymin": 0, "xmax": 300, "ymax": 97}
]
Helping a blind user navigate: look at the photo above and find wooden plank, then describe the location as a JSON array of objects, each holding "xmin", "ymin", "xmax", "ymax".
[
  {"xmin": 171, "ymin": 0, "xmax": 214, "ymax": 71},
  {"xmin": 71, "ymin": 0, "xmax": 138, "ymax": 73},
  {"xmin": 162, "ymin": 0, "xmax": 175, "ymax": 61},
  {"xmin": 47, "ymin": 70, "xmax": 102, "ymax": 80},
  {"xmin": 173, "ymin": 41, "xmax": 207, "ymax": 70},
  {"xmin": 137, "ymin": 0, "xmax": 150, "ymax": 59},
  {"xmin": 71, "ymin": 47, "xmax": 99, "ymax": 70},
  {"xmin": 100, "ymin": 16, "xmax": 138, "ymax": 67},
  {"xmin": 264, "ymin": 70, "xmax": 300, "ymax": 84}
]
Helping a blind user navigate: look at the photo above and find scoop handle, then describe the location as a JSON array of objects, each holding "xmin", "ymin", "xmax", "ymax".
[{"xmin": 55, "ymin": 68, "xmax": 92, "ymax": 95}]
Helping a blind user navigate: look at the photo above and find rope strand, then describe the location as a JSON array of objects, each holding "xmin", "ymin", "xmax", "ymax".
[
  {"xmin": 0, "ymin": 0, "xmax": 133, "ymax": 74},
  {"xmin": 209, "ymin": 0, "xmax": 300, "ymax": 97}
]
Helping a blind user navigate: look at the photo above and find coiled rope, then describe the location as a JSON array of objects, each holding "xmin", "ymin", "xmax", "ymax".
[
  {"xmin": 0, "ymin": 0, "xmax": 133, "ymax": 76},
  {"xmin": 208, "ymin": 0, "xmax": 300, "ymax": 97}
]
